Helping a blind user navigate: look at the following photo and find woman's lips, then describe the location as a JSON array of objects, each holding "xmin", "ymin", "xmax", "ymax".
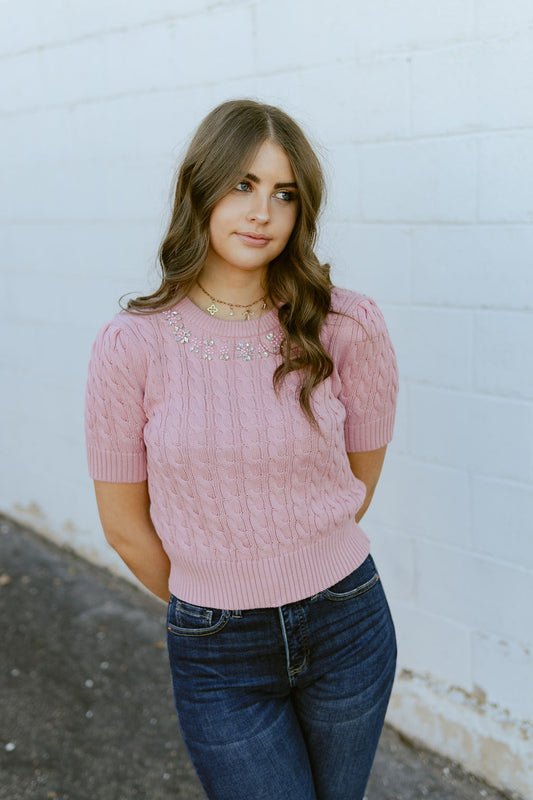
[{"xmin": 235, "ymin": 232, "xmax": 271, "ymax": 247}]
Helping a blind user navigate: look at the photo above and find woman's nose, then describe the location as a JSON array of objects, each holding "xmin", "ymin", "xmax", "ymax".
[{"xmin": 247, "ymin": 194, "xmax": 270, "ymax": 223}]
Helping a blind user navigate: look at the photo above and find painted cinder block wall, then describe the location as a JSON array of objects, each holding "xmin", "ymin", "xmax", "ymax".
[{"xmin": 1, "ymin": 2, "xmax": 532, "ymax": 796}]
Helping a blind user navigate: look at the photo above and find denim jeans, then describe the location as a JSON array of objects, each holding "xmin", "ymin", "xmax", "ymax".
[{"xmin": 167, "ymin": 554, "xmax": 396, "ymax": 800}]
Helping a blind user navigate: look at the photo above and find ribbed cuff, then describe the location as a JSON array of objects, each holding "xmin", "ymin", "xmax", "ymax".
[
  {"xmin": 87, "ymin": 446, "xmax": 147, "ymax": 482},
  {"xmin": 344, "ymin": 413, "xmax": 395, "ymax": 452}
]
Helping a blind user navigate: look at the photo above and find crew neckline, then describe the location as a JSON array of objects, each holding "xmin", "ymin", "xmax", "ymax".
[{"xmin": 174, "ymin": 295, "xmax": 280, "ymax": 339}]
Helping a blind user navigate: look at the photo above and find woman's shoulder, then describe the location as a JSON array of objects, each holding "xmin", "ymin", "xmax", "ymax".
[
  {"xmin": 94, "ymin": 307, "xmax": 160, "ymax": 344},
  {"xmin": 330, "ymin": 285, "xmax": 366, "ymax": 311},
  {"xmin": 89, "ymin": 309, "xmax": 162, "ymax": 373},
  {"xmin": 326, "ymin": 286, "xmax": 390, "ymax": 343}
]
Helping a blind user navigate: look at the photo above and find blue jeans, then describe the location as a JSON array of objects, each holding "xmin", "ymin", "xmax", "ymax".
[{"xmin": 167, "ymin": 554, "xmax": 396, "ymax": 800}]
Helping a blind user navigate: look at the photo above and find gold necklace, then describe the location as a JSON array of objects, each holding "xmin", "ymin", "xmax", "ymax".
[{"xmin": 196, "ymin": 279, "xmax": 268, "ymax": 320}]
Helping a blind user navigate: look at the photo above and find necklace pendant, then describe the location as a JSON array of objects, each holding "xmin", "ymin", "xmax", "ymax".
[
  {"xmin": 229, "ymin": 307, "xmax": 234, "ymax": 316},
  {"xmin": 207, "ymin": 303, "xmax": 218, "ymax": 316},
  {"xmin": 244, "ymin": 309, "xmax": 252, "ymax": 320}
]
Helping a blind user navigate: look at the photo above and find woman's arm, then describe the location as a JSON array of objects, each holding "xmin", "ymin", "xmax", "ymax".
[
  {"xmin": 93, "ymin": 480, "xmax": 170, "ymax": 603},
  {"xmin": 347, "ymin": 445, "xmax": 388, "ymax": 523}
]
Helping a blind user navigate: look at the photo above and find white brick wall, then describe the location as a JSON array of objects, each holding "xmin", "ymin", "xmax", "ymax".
[
  {"xmin": 409, "ymin": 385, "xmax": 533, "ymax": 481},
  {"xmin": 318, "ymin": 223, "xmax": 412, "ymax": 304},
  {"xmin": 360, "ymin": 139, "xmax": 478, "ymax": 222},
  {"xmin": 477, "ymin": 1, "xmax": 533, "ymax": 39},
  {"xmin": 472, "ymin": 632, "xmax": 533, "ymax": 721},
  {"xmin": 386, "ymin": 307, "xmax": 474, "ymax": 389},
  {"xmin": 1, "ymin": 2, "xmax": 532, "ymax": 797},
  {"xmin": 412, "ymin": 225, "xmax": 533, "ymax": 310},
  {"xmin": 472, "ymin": 477, "xmax": 533, "ymax": 569},
  {"xmin": 412, "ymin": 35, "xmax": 533, "ymax": 135},
  {"xmin": 474, "ymin": 311, "xmax": 533, "ymax": 398},
  {"xmin": 393, "ymin": 603, "xmax": 472, "ymax": 688},
  {"xmin": 479, "ymin": 132, "xmax": 533, "ymax": 222},
  {"xmin": 415, "ymin": 540, "xmax": 533, "ymax": 643},
  {"xmin": 372, "ymin": 455, "xmax": 471, "ymax": 546}
]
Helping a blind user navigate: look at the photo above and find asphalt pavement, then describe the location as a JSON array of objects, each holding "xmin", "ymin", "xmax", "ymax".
[{"xmin": 0, "ymin": 514, "xmax": 516, "ymax": 800}]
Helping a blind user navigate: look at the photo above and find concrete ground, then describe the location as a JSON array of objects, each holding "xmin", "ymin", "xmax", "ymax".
[{"xmin": 0, "ymin": 514, "xmax": 517, "ymax": 800}]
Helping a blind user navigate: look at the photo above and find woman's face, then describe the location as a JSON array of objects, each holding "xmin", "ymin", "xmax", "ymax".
[{"xmin": 205, "ymin": 140, "xmax": 298, "ymax": 279}]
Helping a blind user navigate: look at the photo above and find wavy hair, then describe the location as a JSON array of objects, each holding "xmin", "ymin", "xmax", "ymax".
[{"xmin": 127, "ymin": 99, "xmax": 334, "ymax": 426}]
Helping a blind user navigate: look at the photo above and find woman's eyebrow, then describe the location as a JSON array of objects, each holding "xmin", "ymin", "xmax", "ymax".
[{"xmin": 245, "ymin": 172, "xmax": 298, "ymax": 189}]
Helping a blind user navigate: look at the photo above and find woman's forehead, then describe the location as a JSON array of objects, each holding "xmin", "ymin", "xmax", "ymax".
[{"xmin": 244, "ymin": 140, "xmax": 295, "ymax": 183}]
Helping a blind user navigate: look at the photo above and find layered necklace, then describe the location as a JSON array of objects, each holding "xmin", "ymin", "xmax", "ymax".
[{"xmin": 196, "ymin": 279, "xmax": 268, "ymax": 320}]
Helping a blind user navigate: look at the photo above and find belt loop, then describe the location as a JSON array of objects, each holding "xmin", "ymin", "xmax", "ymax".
[{"xmin": 232, "ymin": 609, "xmax": 243, "ymax": 618}]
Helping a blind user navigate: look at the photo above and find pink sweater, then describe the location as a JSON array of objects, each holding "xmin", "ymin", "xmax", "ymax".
[{"xmin": 85, "ymin": 287, "xmax": 398, "ymax": 609}]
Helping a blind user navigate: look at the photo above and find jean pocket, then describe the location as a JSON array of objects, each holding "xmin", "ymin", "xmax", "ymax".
[
  {"xmin": 167, "ymin": 595, "xmax": 230, "ymax": 637},
  {"xmin": 322, "ymin": 556, "xmax": 380, "ymax": 602}
]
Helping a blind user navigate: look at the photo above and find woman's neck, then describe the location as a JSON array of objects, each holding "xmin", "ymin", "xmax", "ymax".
[{"xmin": 189, "ymin": 265, "xmax": 270, "ymax": 321}]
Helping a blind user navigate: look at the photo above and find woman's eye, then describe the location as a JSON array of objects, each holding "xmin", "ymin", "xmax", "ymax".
[
  {"xmin": 275, "ymin": 190, "xmax": 296, "ymax": 202},
  {"xmin": 235, "ymin": 181, "xmax": 251, "ymax": 192}
]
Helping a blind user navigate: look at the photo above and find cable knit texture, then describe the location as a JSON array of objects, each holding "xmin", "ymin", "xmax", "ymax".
[{"xmin": 85, "ymin": 287, "xmax": 398, "ymax": 609}]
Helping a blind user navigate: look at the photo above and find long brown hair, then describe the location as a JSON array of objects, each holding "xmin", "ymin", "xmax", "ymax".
[{"xmin": 127, "ymin": 99, "xmax": 334, "ymax": 426}]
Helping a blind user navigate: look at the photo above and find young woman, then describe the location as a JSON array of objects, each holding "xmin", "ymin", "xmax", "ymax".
[{"xmin": 85, "ymin": 99, "xmax": 399, "ymax": 800}]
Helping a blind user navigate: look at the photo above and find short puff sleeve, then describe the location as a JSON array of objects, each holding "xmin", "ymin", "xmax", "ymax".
[
  {"xmin": 331, "ymin": 295, "xmax": 398, "ymax": 452},
  {"xmin": 85, "ymin": 318, "xmax": 148, "ymax": 482}
]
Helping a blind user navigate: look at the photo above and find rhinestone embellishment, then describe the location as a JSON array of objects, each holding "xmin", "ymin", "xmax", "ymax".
[{"xmin": 163, "ymin": 310, "xmax": 282, "ymax": 362}]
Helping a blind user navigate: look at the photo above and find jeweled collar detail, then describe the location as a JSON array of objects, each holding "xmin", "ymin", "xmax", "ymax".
[{"xmin": 162, "ymin": 306, "xmax": 283, "ymax": 362}]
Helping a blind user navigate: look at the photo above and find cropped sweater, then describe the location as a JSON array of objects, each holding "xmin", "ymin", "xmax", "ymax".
[{"xmin": 85, "ymin": 286, "xmax": 398, "ymax": 609}]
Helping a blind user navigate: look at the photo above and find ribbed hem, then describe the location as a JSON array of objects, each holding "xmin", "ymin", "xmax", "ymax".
[
  {"xmin": 167, "ymin": 520, "xmax": 370, "ymax": 609},
  {"xmin": 87, "ymin": 446, "xmax": 147, "ymax": 482},
  {"xmin": 345, "ymin": 413, "xmax": 396, "ymax": 452}
]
